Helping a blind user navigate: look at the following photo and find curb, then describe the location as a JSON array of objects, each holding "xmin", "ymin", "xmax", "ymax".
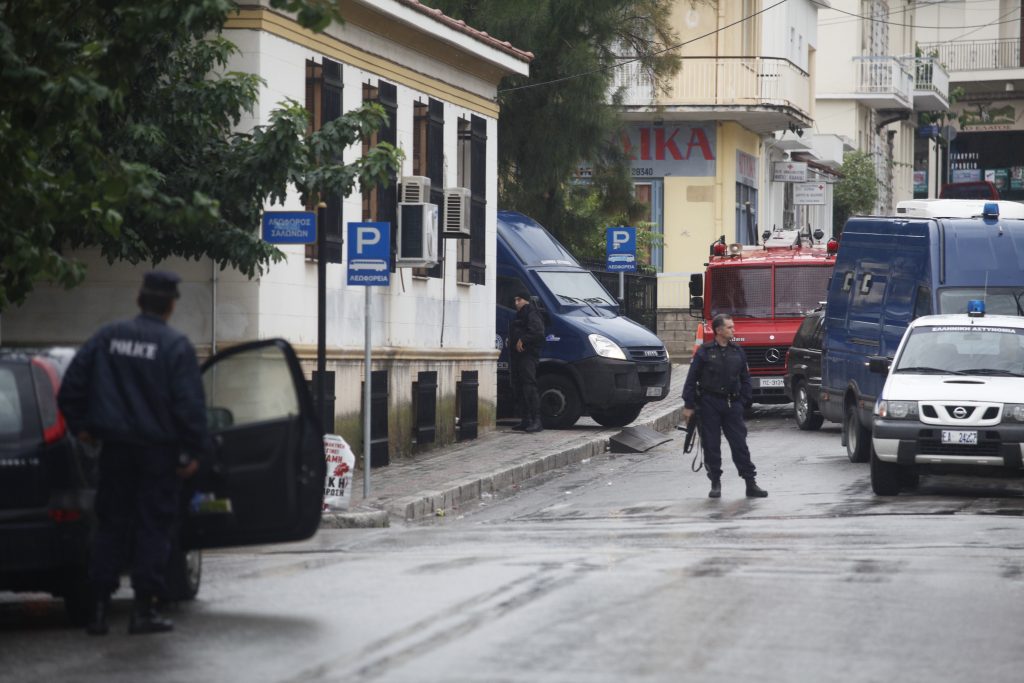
[{"xmin": 323, "ymin": 403, "xmax": 679, "ymax": 528}]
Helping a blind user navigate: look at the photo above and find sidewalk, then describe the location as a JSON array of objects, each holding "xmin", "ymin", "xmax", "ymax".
[{"xmin": 321, "ymin": 364, "xmax": 688, "ymax": 527}]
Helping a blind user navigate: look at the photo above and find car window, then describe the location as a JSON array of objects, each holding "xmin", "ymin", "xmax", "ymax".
[
  {"xmin": 794, "ymin": 315, "xmax": 817, "ymax": 348},
  {"xmin": 810, "ymin": 317, "xmax": 824, "ymax": 349},
  {"xmin": 202, "ymin": 346, "xmax": 300, "ymax": 428},
  {"xmin": 0, "ymin": 367, "xmax": 23, "ymax": 436},
  {"xmin": 896, "ymin": 325, "xmax": 1024, "ymax": 374}
]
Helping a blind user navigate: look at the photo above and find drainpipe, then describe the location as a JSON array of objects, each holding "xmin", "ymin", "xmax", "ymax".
[{"xmin": 211, "ymin": 258, "xmax": 217, "ymax": 356}]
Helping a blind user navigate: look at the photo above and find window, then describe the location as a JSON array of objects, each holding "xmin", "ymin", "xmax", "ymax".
[
  {"xmin": 456, "ymin": 116, "xmax": 486, "ymax": 285},
  {"xmin": 913, "ymin": 287, "xmax": 931, "ymax": 318},
  {"xmin": 775, "ymin": 266, "xmax": 831, "ymax": 317},
  {"xmin": 710, "ymin": 267, "xmax": 771, "ymax": 318},
  {"xmin": 497, "ymin": 275, "xmax": 531, "ymax": 310},
  {"xmin": 362, "ymin": 80, "xmax": 398, "ymax": 269},
  {"xmin": 412, "ymin": 99, "xmax": 445, "ymax": 278},
  {"xmin": 304, "ymin": 59, "xmax": 343, "ymax": 263}
]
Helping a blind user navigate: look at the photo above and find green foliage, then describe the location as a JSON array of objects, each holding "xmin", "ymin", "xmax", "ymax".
[
  {"xmin": 0, "ymin": 0, "xmax": 399, "ymax": 311},
  {"xmin": 423, "ymin": 0, "xmax": 678, "ymax": 267},
  {"xmin": 833, "ymin": 150, "xmax": 879, "ymax": 232}
]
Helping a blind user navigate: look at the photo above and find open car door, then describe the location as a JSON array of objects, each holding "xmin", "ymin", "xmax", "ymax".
[{"xmin": 182, "ymin": 339, "xmax": 325, "ymax": 550}]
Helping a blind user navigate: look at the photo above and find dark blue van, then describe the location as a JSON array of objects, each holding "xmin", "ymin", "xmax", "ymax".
[
  {"xmin": 496, "ymin": 211, "xmax": 671, "ymax": 428},
  {"xmin": 820, "ymin": 200, "xmax": 1024, "ymax": 462}
]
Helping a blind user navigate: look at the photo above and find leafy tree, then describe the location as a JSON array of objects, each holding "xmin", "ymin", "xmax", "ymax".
[
  {"xmin": 423, "ymin": 0, "xmax": 679, "ymax": 266},
  {"xmin": 0, "ymin": 0, "xmax": 400, "ymax": 311},
  {"xmin": 833, "ymin": 150, "xmax": 879, "ymax": 233}
]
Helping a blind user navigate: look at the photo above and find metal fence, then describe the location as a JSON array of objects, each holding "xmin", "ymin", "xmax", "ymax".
[
  {"xmin": 919, "ymin": 39, "xmax": 1022, "ymax": 72},
  {"xmin": 581, "ymin": 260, "xmax": 658, "ymax": 334}
]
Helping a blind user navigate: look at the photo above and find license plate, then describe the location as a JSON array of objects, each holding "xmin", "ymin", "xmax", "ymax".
[
  {"xmin": 759, "ymin": 377, "xmax": 784, "ymax": 388},
  {"xmin": 941, "ymin": 430, "xmax": 978, "ymax": 445},
  {"xmin": 646, "ymin": 386, "xmax": 662, "ymax": 397}
]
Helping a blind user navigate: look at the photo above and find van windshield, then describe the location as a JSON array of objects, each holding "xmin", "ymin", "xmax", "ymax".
[
  {"xmin": 536, "ymin": 271, "xmax": 616, "ymax": 306},
  {"xmin": 938, "ymin": 288, "xmax": 1024, "ymax": 316},
  {"xmin": 709, "ymin": 265, "xmax": 829, "ymax": 318},
  {"xmin": 895, "ymin": 325, "xmax": 1024, "ymax": 376}
]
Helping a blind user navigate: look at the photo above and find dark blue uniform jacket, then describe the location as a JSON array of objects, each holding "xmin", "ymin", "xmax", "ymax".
[
  {"xmin": 58, "ymin": 313, "xmax": 211, "ymax": 460},
  {"xmin": 682, "ymin": 341, "xmax": 753, "ymax": 408}
]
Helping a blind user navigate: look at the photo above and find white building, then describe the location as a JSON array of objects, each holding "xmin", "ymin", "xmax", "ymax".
[{"xmin": 2, "ymin": 0, "xmax": 531, "ymax": 461}]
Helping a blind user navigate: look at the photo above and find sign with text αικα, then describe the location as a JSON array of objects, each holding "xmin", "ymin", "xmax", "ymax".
[
  {"xmin": 606, "ymin": 227, "xmax": 637, "ymax": 272},
  {"xmin": 262, "ymin": 211, "xmax": 317, "ymax": 244},
  {"xmin": 346, "ymin": 222, "xmax": 390, "ymax": 286}
]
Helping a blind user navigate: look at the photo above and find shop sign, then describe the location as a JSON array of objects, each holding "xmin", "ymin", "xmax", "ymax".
[
  {"xmin": 773, "ymin": 161, "xmax": 807, "ymax": 182},
  {"xmin": 913, "ymin": 170, "xmax": 927, "ymax": 194},
  {"xmin": 955, "ymin": 101, "xmax": 1024, "ymax": 132},
  {"xmin": 577, "ymin": 123, "xmax": 717, "ymax": 179},
  {"xmin": 793, "ymin": 182, "xmax": 826, "ymax": 205}
]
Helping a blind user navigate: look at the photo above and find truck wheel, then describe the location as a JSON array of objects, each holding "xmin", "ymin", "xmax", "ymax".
[
  {"xmin": 844, "ymin": 401, "xmax": 871, "ymax": 463},
  {"xmin": 590, "ymin": 404, "xmax": 643, "ymax": 428},
  {"xmin": 164, "ymin": 547, "xmax": 202, "ymax": 602},
  {"xmin": 870, "ymin": 448, "xmax": 902, "ymax": 496},
  {"xmin": 794, "ymin": 381, "xmax": 824, "ymax": 431},
  {"xmin": 537, "ymin": 374, "xmax": 582, "ymax": 429}
]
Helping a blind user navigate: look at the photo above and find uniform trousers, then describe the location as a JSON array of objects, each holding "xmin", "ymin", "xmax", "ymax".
[
  {"xmin": 698, "ymin": 394, "xmax": 756, "ymax": 481},
  {"xmin": 510, "ymin": 351, "xmax": 540, "ymax": 419},
  {"xmin": 90, "ymin": 441, "xmax": 180, "ymax": 598}
]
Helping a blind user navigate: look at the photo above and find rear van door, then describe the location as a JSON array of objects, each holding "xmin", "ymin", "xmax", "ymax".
[{"xmin": 182, "ymin": 339, "xmax": 325, "ymax": 550}]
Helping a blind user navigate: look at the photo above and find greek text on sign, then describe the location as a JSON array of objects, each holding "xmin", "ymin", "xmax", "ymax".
[
  {"xmin": 346, "ymin": 221, "xmax": 391, "ymax": 286},
  {"xmin": 606, "ymin": 227, "xmax": 637, "ymax": 272},
  {"xmin": 793, "ymin": 182, "xmax": 827, "ymax": 205},
  {"xmin": 773, "ymin": 161, "xmax": 808, "ymax": 182},
  {"xmin": 262, "ymin": 211, "xmax": 317, "ymax": 244},
  {"xmin": 577, "ymin": 123, "xmax": 717, "ymax": 179}
]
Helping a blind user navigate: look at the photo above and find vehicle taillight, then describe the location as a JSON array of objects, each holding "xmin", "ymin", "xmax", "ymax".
[
  {"xmin": 31, "ymin": 357, "xmax": 66, "ymax": 444},
  {"xmin": 826, "ymin": 238, "xmax": 839, "ymax": 254},
  {"xmin": 48, "ymin": 509, "xmax": 83, "ymax": 523},
  {"xmin": 712, "ymin": 242, "xmax": 727, "ymax": 256}
]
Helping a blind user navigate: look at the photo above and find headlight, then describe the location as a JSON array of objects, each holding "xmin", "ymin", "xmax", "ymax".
[
  {"xmin": 588, "ymin": 334, "xmax": 626, "ymax": 360},
  {"xmin": 876, "ymin": 400, "xmax": 918, "ymax": 419},
  {"xmin": 1003, "ymin": 404, "xmax": 1024, "ymax": 422}
]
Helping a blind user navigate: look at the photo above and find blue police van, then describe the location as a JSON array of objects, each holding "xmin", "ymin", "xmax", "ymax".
[
  {"xmin": 820, "ymin": 199, "xmax": 1024, "ymax": 462},
  {"xmin": 496, "ymin": 211, "xmax": 671, "ymax": 428}
]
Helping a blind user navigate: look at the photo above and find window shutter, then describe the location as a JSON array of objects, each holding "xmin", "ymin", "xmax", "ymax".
[
  {"xmin": 469, "ymin": 115, "xmax": 487, "ymax": 285},
  {"xmin": 426, "ymin": 98, "xmax": 445, "ymax": 278},
  {"xmin": 376, "ymin": 81, "xmax": 399, "ymax": 271}
]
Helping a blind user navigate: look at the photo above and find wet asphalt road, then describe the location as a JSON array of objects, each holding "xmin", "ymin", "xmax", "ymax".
[{"xmin": 3, "ymin": 406, "xmax": 1024, "ymax": 683}]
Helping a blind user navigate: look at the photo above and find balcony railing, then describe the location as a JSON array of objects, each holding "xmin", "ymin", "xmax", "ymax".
[
  {"xmin": 611, "ymin": 56, "xmax": 810, "ymax": 117},
  {"xmin": 853, "ymin": 55, "xmax": 913, "ymax": 109},
  {"xmin": 918, "ymin": 38, "xmax": 1023, "ymax": 72},
  {"xmin": 907, "ymin": 56, "xmax": 950, "ymax": 111}
]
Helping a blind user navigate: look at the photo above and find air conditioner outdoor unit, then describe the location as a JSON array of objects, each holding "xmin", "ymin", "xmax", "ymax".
[
  {"xmin": 396, "ymin": 202, "xmax": 439, "ymax": 268},
  {"xmin": 400, "ymin": 175, "xmax": 431, "ymax": 203},
  {"xmin": 442, "ymin": 187, "xmax": 471, "ymax": 238}
]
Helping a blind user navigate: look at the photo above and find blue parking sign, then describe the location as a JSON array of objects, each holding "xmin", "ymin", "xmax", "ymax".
[
  {"xmin": 606, "ymin": 227, "xmax": 637, "ymax": 272},
  {"xmin": 347, "ymin": 222, "xmax": 390, "ymax": 286}
]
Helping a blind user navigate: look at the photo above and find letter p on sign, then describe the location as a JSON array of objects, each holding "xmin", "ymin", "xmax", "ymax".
[
  {"xmin": 357, "ymin": 226, "xmax": 381, "ymax": 253},
  {"xmin": 612, "ymin": 230, "xmax": 630, "ymax": 250}
]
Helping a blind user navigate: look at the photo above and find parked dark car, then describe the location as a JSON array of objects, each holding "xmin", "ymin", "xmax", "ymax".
[
  {"xmin": 2, "ymin": 338, "xmax": 327, "ymax": 626},
  {"xmin": 784, "ymin": 308, "xmax": 825, "ymax": 430},
  {"xmin": 0, "ymin": 348, "xmax": 99, "ymax": 623}
]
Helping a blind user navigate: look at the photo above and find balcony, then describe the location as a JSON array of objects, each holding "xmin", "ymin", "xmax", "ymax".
[
  {"xmin": 611, "ymin": 56, "xmax": 812, "ymax": 133},
  {"xmin": 919, "ymin": 38, "xmax": 1023, "ymax": 73},
  {"xmin": 909, "ymin": 56, "xmax": 950, "ymax": 112},
  {"xmin": 852, "ymin": 56, "xmax": 913, "ymax": 110}
]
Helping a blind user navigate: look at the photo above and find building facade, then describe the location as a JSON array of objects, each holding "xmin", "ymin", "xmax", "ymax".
[{"xmin": 2, "ymin": 0, "xmax": 530, "ymax": 460}]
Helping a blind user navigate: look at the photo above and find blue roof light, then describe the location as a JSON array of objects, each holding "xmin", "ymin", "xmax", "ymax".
[
  {"xmin": 983, "ymin": 202, "xmax": 999, "ymax": 219},
  {"xmin": 967, "ymin": 299, "xmax": 985, "ymax": 317}
]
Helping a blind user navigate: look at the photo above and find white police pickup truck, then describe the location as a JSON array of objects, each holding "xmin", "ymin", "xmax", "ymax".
[{"xmin": 869, "ymin": 301, "xmax": 1024, "ymax": 495}]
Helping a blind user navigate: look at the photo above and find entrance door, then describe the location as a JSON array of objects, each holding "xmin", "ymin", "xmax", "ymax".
[{"xmin": 183, "ymin": 339, "xmax": 326, "ymax": 550}]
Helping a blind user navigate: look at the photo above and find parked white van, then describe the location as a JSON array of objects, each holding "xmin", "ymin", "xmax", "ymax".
[{"xmin": 869, "ymin": 302, "xmax": 1024, "ymax": 495}]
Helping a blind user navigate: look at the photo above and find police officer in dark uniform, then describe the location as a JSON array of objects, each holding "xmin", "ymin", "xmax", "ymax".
[
  {"xmin": 59, "ymin": 271, "xmax": 211, "ymax": 635},
  {"xmin": 509, "ymin": 291, "xmax": 546, "ymax": 433},
  {"xmin": 682, "ymin": 313, "xmax": 768, "ymax": 499}
]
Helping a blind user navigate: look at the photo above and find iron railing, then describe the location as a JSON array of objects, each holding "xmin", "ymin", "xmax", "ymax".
[
  {"xmin": 853, "ymin": 55, "xmax": 913, "ymax": 104},
  {"xmin": 909, "ymin": 56, "xmax": 950, "ymax": 96},
  {"xmin": 581, "ymin": 260, "xmax": 658, "ymax": 334},
  {"xmin": 919, "ymin": 38, "xmax": 1023, "ymax": 72}
]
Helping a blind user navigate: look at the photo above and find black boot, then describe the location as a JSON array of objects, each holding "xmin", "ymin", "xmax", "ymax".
[
  {"xmin": 128, "ymin": 595, "xmax": 174, "ymax": 635},
  {"xmin": 511, "ymin": 419, "xmax": 529, "ymax": 431},
  {"xmin": 524, "ymin": 416, "xmax": 544, "ymax": 433},
  {"xmin": 708, "ymin": 479, "xmax": 721, "ymax": 499},
  {"xmin": 85, "ymin": 597, "xmax": 110, "ymax": 636},
  {"xmin": 745, "ymin": 478, "xmax": 768, "ymax": 498}
]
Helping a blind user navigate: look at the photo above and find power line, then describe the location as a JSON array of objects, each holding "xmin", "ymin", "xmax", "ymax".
[
  {"xmin": 498, "ymin": 0, "xmax": 789, "ymax": 94},
  {"xmin": 818, "ymin": 0, "xmax": 945, "ymax": 28},
  {"xmin": 812, "ymin": 0, "xmax": 1021, "ymax": 29},
  {"xmin": 944, "ymin": 3, "xmax": 1020, "ymax": 43}
]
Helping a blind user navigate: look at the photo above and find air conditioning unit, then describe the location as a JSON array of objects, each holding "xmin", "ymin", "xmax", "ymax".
[
  {"xmin": 400, "ymin": 175, "xmax": 431, "ymax": 203},
  {"xmin": 396, "ymin": 202, "xmax": 439, "ymax": 268},
  {"xmin": 442, "ymin": 187, "xmax": 471, "ymax": 238}
]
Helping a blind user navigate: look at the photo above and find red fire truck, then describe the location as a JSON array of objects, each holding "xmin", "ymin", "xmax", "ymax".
[{"xmin": 688, "ymin": 228, "xmax": 838, "ymax": 404}]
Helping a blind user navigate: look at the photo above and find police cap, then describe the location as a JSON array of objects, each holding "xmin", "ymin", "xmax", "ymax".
[{"xmin": 141, "ymin": 270, "xmax": 181, "ymax": 299}]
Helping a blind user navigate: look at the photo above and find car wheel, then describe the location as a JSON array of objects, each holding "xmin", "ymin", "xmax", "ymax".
[
  {"xmin": 590, "ymin": 404, "xmax": 643, "ymax": 428},
  {"xmin": 794, "ymin": 381, "xmax": 824, "ymax": 431},
  {"xmin": 899, "ymin": 467, "xmax": 921, "ymax": 490},
  {"xmin": 870, "ymin": 448, "xmax": 902, "ymax": 496},
  {"xmin": 845, "ymin": 401, "xmax": 871, "ymax": 463},
  {"xmin": 537, "ymin": 374, "xmax": 583, "ymax": 429},
  {"xmin": 164, "ymin": 547, "xmax": 201, "ymax": 602}
]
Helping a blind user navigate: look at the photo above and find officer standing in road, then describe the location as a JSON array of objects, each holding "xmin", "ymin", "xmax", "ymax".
[
  {"xmin": 509, "ymin": 291, "xmax": 546, "ymax": 433},
  {"xmin": 682, "ymin": 313, "xmax": 768, "ymax": 499},
  {"xmin": 58, "ymin": 271, "xmax": 211, "ymax": 635}
]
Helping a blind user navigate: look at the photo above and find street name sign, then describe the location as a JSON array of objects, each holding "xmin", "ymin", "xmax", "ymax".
[{"xmin": 262, "ymin": 211, "xmax": 317, "ymax": 244}]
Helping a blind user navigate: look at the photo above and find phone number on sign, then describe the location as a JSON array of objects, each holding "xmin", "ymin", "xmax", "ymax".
[{"xmin": 630, "ymin": 167, "xmax": 655, "ymax": 177}]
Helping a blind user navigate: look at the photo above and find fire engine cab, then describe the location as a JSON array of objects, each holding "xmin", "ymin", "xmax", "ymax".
[{"xmin": 688, "ymin": 228, "xmax": 838, "ymax": 404}]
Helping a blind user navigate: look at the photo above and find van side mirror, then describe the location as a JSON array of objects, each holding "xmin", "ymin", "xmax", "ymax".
[
  {"xmin": 689, "ymin": 273, "xmax": 703, "ymax": 297},
  {"xmin": 689, "ymin": 296, "xmax": 704, "ymax": 319},
  {"xmin": 868, "ymin": 356, "xmax": 891, "ymax": 374}
]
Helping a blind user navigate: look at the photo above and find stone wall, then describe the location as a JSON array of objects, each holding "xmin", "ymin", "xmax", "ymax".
[{"xmin": 658, "ymin": 309, "xmax": 701, "ymax": 360}]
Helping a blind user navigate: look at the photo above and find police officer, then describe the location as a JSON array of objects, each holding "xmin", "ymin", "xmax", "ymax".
[
  {"xmin": 682, "ymin": 313, "xmax": 768, "ymax": 499},
  {"xmin": 58, "ymin": 271, "xmax": 211, "ymax": 635},
  {"xmin": 509, "ymin": 291, "xmax": 545, "ymax": 433}
]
